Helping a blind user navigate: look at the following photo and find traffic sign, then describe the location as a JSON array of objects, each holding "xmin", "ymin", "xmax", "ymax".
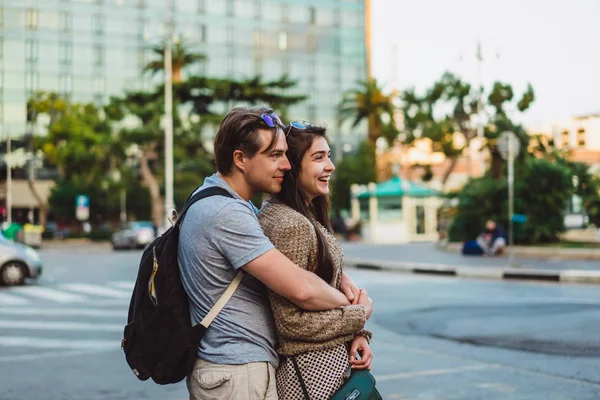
[{"xmin": 75, "ymin": 195, "xmax": 90, "ymax": 221}]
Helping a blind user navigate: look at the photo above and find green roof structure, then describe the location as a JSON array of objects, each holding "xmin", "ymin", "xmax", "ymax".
[{"xmin": 356, "ymin": 176, "xmax": 439, "ymax": 199}]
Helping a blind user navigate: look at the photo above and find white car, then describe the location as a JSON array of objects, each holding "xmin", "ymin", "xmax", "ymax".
[
  {"xmin": 0, "ymin": 233, "xmax": 43, "ymax": 286},
  {"xmin": 112, "ymin": 221, "xmax": 157, "ymax": 250}
]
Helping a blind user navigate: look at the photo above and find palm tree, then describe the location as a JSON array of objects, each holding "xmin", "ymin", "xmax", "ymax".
[
  {"xmin": 143, "ymin": 40, "xmax": 206, "ymax": 83},
  {"xmin": 339, "ymin": 79, "xmax": 395, "ymax": 145}
]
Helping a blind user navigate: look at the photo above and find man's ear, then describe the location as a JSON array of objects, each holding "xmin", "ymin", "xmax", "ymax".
[{"xmin": 232, "ymin": 149, "xmax": 246, "ymax": 172}]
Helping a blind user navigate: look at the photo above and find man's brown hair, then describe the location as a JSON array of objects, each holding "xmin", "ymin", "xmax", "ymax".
[{"xmin": 214, "ymin": 106, "xmax": 281, "ymax": 174}]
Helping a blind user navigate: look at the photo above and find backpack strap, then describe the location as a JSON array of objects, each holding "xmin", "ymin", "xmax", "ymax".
[
  {"xmin": 200, "ymin": 271, "xmax": 243, "ymax": 328},
  {"xmin": 177, "ymin": 186, "xmax": 234, "ymax": 225}
]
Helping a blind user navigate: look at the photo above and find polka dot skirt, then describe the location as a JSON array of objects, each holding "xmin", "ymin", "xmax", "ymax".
[{"xmin": 276, "ymin": 343, "xmax": 351, "ymax": 400}]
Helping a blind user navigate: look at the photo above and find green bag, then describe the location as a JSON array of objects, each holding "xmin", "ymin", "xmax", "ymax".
[{"xmin": 291, "ymin": 358, "xmax": 383, "ymax": 400}]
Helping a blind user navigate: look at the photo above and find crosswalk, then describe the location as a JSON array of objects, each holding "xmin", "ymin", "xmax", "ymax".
[
  {"xmin": 0, "ymin": 281, "xmax": 134, "ymax": 360},
  {"xmin": 0, "ymin": 281, "xmax": 134, "ymax": 306}
]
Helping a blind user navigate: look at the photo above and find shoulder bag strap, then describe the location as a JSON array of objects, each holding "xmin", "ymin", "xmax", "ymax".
[
  {"xmin": 178, "ymin": 186, "xmax": 234, "ymax": 225},
  {"xmin": 290, "ymin": 356, "xmax": 311, "ymax": 400},
  {"xmin": 200, "ymin": 271, "xmax": 243, "ymax": 328}
]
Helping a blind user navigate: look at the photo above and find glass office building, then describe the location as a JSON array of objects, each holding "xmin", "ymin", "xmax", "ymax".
[{"xmin": 0, "ymin": 0, "xmax": 367, "ymax": 142}]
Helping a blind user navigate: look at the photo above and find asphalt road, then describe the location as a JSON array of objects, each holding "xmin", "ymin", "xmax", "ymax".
[{"xmin": 0, "ymin": 245, "xmax": 598, "ymax": 400}]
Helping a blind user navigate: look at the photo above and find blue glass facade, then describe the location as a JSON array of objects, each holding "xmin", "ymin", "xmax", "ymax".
[{"xmin": 0, "ymin": 0, "xmax": 366, "ymax": 140}]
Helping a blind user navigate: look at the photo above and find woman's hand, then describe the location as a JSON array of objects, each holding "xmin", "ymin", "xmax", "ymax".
[
  {"xmin": 340, "ymin": 272, "xmax": 360, "ymax": 304},
  {"xmin": 357, "ymin": 288, "xmax": 373, "ymax": 320},
  {"xmin": 349, "ymin": 336, "xmax": 373, "ymax": 370}
]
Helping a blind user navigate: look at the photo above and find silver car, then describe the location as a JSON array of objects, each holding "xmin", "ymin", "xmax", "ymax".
[
  {"xmin": 0, "ymin": 233, "xmax": 43, "ymax": 286},
  {"xmin": 112, "ymin": 221, "xmax": 157, "ymax": 250}
]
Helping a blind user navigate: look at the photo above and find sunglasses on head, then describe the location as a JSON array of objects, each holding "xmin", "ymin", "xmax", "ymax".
[
  {"xmin": 286, "ymin": 120, "xmax": 312, "ymax": 136},
  {"xmin": 261, "ymin": 113, "xmax": 283, "ymax": 128}
]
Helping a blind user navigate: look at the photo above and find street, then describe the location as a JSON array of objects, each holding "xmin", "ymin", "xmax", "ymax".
[{"xmin": 0, "ymin": 244, "xmax": 599, "ymax": 399}]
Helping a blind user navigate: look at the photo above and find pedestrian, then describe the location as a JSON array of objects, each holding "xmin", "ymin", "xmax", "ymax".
[
  {"xmin": 477, "ymin": 219, "xmax": 507, "ymax": 256},
  {"xmin": 259, "ymin": 122, "xmax": 374, "ymax": 400},
  {"xmin": 178, "ymin": 107, "xmax": 358, "ymax": 400}
]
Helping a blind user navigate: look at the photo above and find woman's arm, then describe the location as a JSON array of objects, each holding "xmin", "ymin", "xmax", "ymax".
[{"xmin": 261, "ymin": 211, "xmax": 368, "ymax": 341}]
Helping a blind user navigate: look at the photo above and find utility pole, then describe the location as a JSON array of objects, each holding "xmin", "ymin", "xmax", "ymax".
[
  {"xmin": 163, "ymin": 0, "xmax": 175, "ymax": 228},
  {"xmin": 476, "ymin": 42, "xmax": 485, "ymax": 177},
  {"xmin": 6, "ymin": 128, "xmax": 12, "ymax": 224}
]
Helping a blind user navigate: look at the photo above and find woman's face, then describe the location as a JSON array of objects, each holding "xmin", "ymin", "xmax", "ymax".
[{"xmin": 298, "ymin": 136, "xmax": 335, "ymax": 202}]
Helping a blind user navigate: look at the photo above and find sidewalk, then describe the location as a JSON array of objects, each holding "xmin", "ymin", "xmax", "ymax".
[{"xmin": 342, "ymin": 242, "xmax": 600, "ymax": 284}]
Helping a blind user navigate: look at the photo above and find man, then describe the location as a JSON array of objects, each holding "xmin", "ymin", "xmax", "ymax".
[
  {"xmin": 477, "ymin": 219, "xmax": 507, "ymax": 256},
  {"xmin": 178, "ymin": 106, "xmax": 369, "ymax": 399}
]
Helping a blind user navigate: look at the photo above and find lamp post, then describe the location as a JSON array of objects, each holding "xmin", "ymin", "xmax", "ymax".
[
  {"xmin": 163, "ymin": 0, "xmax": 175, "ymax": 228},
  {"xmin": 6, "ymin": 128, "xmax": 12, "ymax": 224}
]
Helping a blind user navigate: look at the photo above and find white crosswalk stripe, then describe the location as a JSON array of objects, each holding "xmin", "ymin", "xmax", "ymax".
[
  {"xmin": 8, "ymin": 286, "xmax": 87, "ymax": 303},
  {"xmin": 0, "ymin": 307, "xmax": 124, "ymax": 318},
  {"xmin": 108, "ymin": 281, "xmax": 135, "ymax": 291},
  {"xmin": 0, "ymin": 319, "xmax": 123, "ymax": 332},
  {"xmin": 58, "ymin": 283, "xmax": 131, "ymax": 299},
  {"xmin": 0, "ymin": 292, "xmax": 30, "ymax": 306},
  {"xmin": 0, "ymin": 336, "xmax": 117, "ymax": 350}
]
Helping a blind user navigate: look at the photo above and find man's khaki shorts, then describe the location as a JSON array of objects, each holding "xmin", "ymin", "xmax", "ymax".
[{"xmin": 187, "ymin": 358, "xmax": 278, "ymax": 400}]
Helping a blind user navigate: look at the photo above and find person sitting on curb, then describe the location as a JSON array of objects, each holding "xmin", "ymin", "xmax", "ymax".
[{"xmin": 477, "ymin": 220, "xmax": 507, "ymax": 256}]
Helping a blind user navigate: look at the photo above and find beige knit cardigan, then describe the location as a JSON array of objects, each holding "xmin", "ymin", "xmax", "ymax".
[{"xmin": 258, "ymin": 199, "xmax": 371, "ymax": 356}]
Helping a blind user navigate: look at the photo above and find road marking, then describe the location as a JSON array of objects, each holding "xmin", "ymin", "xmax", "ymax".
[
  {"xmin": 0, "ymin": 292, "xmax": 30, "ymax": 306},
  {"xmin": 7, "ymin": 286, "xmax": 87, "ymax": 303},
  {"xmin": 0, "ymin": 307, "xmax": 125, "ymax": 318},
  {"xmin": 0, "ymin": 348, "xmax": 118, "ymax": 363},
  {"xmin": 0, "ymin": 336, "xmax": 117, "ymax": 350},
  {"xmin": 108, "ymin": 281, "xmax": 135, "ymax": 291},
  {"xmin": 0, "ymin": 319, "xmax": 122, "ymax": 332},
  {"xmin": 376, "ymin": 364, "xmax": 498, "ymax": 382},
  {"xmin": 59, "ymin": 283, "xmax": 131, "ymax": 298}
]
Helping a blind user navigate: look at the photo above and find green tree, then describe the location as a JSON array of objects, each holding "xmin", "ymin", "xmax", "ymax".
[
  {"xmin": 143, "ymin": 40, "xmax": 206, "ymax": 83},
  {"xmin": 339, "ymin": 79, "xmax": 395, "ymax": 146},
  {"xmin": 331, "ymin": 141, "xmax": 377, "ymax": 213},
  {"xmin": 27, "ymin": 92, "xmax": 117, "ymax": 225},
  {"xmin": 448, "ymin": 157, "xmax": 573, "ymax": 244},
  {"xmin": 400, "ymin": 72, "xmax": 534, "ymax": 184}
]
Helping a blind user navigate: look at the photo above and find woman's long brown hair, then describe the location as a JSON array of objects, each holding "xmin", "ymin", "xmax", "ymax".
[{"xmin": 274, "ymin": 124, "xmax": 334, "ymax": 283}]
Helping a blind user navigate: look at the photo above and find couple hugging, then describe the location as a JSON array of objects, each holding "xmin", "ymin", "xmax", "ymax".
[{"xmin": 179, "ymin": 106, "xmax": 375, "ymax": 400}]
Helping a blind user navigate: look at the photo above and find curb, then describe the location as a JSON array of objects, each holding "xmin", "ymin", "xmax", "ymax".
[
  {"xmin": 344, "ymin": 258, "xmax": 600, "ymax": 285},
  {"xmin": 443, "ymin": 242, "xmax": 600, "ymax": 261}
]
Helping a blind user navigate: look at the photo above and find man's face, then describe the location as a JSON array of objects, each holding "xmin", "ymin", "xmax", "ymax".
[
  {"xmin": 243, "ymin": 128, "xmax": 291, "ymax": 195},
  {"xmin": 486, "ymin": 221, "xmax": 496, "ymax": 230}
]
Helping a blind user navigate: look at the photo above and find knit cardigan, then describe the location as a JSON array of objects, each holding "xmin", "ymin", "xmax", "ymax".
[{"xmin": 258, "ymin": 199, "xmax": 370, "ymax": 356}]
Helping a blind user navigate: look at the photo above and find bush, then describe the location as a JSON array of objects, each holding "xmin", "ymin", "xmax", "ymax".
[
  {"xmin": 88, "ymin": 226, "xmax": 113, "ymax": 242},
  {"xmin": 449, "ymin": 157, "xmax": 572, "ymax": 245}
]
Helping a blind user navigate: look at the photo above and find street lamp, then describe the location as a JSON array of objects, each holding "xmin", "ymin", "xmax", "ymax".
[{"xmin": 163, "ymin": 0, "xmax": 175, "ymax": 228}]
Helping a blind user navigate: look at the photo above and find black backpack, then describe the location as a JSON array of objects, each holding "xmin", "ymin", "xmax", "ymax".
[{"xmin": 121, "ymin": 186, "xmax": 233, "ymax": 385}]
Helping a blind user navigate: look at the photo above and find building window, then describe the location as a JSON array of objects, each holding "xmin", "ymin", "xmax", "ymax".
[
  {"xmin": 59, "ymin": 41, "xmax": 72, "ymax": 64},
  {"xmin": 25, "ymin": 70, "xmax": 39, "ymax": 93},
  {"xmin": 0, "ymin": 37, "xmax": 3, "ymax": 60},
  {"xmin": 137, "ymin": 0, "xmax": 146, "ymax": 7},
  {"xmin": 309, "ymin": 6, "xmax": 316, "ymax": 25},
  {"xmin": 93, "ymin": 45, "xmax": 104, "ymax": 66},
  {"xmin": 226, "ymin": 0, "xmax": 234, "ymax": 16},
  {"xmin": 278, "ymin": 32, "xmax": 287, "ymax": 51},
  {"xmin": 93, "ymin": 76, "xmax": 105, "ymax": 94},
  {"xmin": 26, "ymin": 9, "xmax": 38, "ymax": 29},
  {"xmin": 93, "ymin": 13, "xmax": 105, "ymax": 35},
  {"xmin": 561, "ymin": 130, "xmax": 569, "ymax": 148},
  {"xmin": 59, "ymin": 72, "xmax": 72, "ymax": 96},
  {"xmin": 199, "ymin": 24, "xmax": 207, "ymax": 42},
  {"xmin": 254, "ymin": 56, "xmax": 262, "ymax": 76},
  {"xmin": 59, "ymin": 11, "xmax": 72, "ymax": 32},
  {"xmin": 577, "ymin": 128, "xmax": 586, "ymax": 147},
  {"xmin": 25, "ymin": 39, "xmax": 38, "ymax": 62}
]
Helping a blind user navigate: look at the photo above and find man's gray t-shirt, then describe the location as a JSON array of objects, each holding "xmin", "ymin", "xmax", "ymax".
[{"xmin": 178, "ymin": 174, "xmax": 279, "ymax": 367}]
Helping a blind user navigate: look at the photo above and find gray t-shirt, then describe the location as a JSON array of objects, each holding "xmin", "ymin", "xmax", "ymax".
[{"xmin": 178, "ymin": 174, "xmax": 279, "ymax": 367}]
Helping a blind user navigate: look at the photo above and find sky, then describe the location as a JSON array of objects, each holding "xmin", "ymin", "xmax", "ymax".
[{"xmin": 370, "ymin": 0, "xmax": 600, "ymax": 128}]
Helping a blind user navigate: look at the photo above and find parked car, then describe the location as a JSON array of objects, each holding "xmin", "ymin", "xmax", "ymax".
[
  {"xmin": 0, "ymin": 232, "xmax": 43, "ymax": 286},
  {"xmin": 112, "ymin": 221, "xmax": 157, "ymax": 250}
]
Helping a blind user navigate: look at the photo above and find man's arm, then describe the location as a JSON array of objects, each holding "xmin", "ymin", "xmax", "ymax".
[{"xmin": 243, "ymin": 248, "xmax": 350, "ymax": 311}]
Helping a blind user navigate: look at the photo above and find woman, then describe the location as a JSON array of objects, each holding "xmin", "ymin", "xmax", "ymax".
[{"xmin": 258, "ymin": 122, "xmax": 374, "ymax": 400}]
